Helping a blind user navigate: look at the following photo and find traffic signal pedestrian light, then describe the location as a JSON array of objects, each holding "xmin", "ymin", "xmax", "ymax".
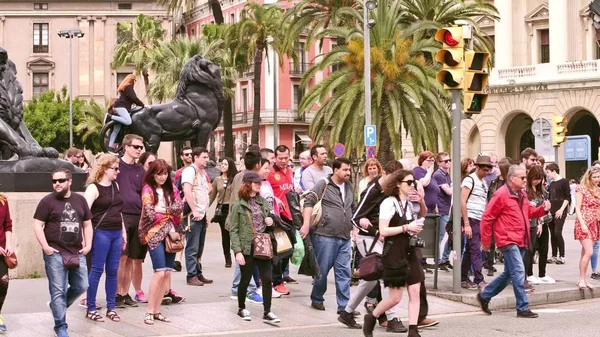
[
  {"xmin": 435, "ymin": 27, "xmax": 464, "ymax": 89},
  {"xmin": 552, "ymin": 116, "xmax": 568, "ymax": 147},
  {"xmin": 463, "ymin": 50, "xmax": 489, "ymax": 113}
]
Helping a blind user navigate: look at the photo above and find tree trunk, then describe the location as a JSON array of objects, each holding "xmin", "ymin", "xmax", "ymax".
[
  {"xmin": 142, "ymin": 70, "xmax": 152, "ymax": 104},
  {"xmin": 223, "ymin": 96, "xmax": 234, "ymax": 158},
  {"xmin": 250, "ymin": 47, "xmax": 263, "ymax": 146},
  {"xmin": 209, "ymin": 0, "xmax": 224, "ymax": 24},
  {"xmin": 377, "ymin": 123, "xmax": 395, "ymax": 165},
  {"xmin": 209, "ymin": 131, "xmax": 216, "ymax": 160}
]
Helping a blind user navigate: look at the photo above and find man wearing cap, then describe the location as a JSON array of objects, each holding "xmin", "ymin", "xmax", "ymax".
[{"xmin": 460, "ymin": 155, "xmax": 492, "ymax": 291}]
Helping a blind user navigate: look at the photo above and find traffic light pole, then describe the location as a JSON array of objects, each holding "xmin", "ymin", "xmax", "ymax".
[{"xmin": 451, "ymin": 89, "xmax": 463, "ymax": 294}]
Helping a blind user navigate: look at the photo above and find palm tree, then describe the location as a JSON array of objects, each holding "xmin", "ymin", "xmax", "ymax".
[
  {"xmin": 111, "ymin": 14, "xmax": 166, "ymax": 103},
  {"xmin": 75, "ymin": 99, "xmax": 106, "ymax": 153},
  {"xmin": 236, "ymin": 2, "xmax": 293, "ymax": 145},
  {"xmin": 155, "ymin": 0, "xmax": 224, "ymax": 24},
  {"xmin": 299, "ymin": 0, "xmax": 451, "ymax": 163}
]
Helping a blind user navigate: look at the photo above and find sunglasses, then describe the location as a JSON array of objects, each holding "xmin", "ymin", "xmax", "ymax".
[
  {"xmin": 439, "ymin": 159, "xmax": 451, "ymax": 163},
  {"xmin": 402, "ymin": 180, "xmax": 415, "ymax": 186},
  {"xmin": 52, "ymin": 178, "xmax": 68, "ymax": 184},
  {"xmin": 129, "ymin": 145, "xmax": 144, "ymax": 150},
  {"xmin": 108, "ymin": 166, "xmax": 119, "ymax": 171},
  {"xmin": 182, "ymin": 153, "xmax": 192, "ymax": 157}
]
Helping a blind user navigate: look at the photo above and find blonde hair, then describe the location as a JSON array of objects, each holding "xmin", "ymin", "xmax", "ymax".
[
  {"xmin": 86, "ymin": 154, "xmax": 118, "ymax": 186},
  {"xmin": 117, "ymin": 74, "xmax": 136, "ymax": 92},
  {"xmin": 0, "ymin": 194, "xmax": 6, "ymax": 205},
  {"xmin": 580, "ymin": 166, "xmax": 600, "ymax": 199},
  {"xmin": 362, "ymin": 158, "xmax": 382, "ymax": 180}
]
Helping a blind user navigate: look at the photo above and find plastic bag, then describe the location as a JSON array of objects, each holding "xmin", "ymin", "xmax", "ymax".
[{"xmin": 291, "ymin": 230, "xmax": 305, "ymax": 265}]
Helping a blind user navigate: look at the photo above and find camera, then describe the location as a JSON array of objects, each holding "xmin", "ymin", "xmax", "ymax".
[{"xmin": 409, "ymin": 235, "xmax": 425, "ymax": 248}]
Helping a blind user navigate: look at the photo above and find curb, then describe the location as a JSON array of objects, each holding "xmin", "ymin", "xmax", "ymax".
[{"xmin": 429, "ymin": 286, "xmax": 599, "ymax": 310}]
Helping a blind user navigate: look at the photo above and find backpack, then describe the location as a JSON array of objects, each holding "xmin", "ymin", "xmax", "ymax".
[{"xmin": 176, "ymin": 166, "xmax": 197, "ymax": 216}]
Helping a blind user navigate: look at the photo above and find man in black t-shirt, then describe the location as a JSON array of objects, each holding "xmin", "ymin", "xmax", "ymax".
[{"xmin": 33, "ymin": 168, "xmax": 92, "ymax": 337}]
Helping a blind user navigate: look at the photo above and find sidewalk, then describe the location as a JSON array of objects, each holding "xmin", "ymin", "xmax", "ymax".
[{"xmin": 428, "ymin": 217, "xmax": 600, "ymax": 310}]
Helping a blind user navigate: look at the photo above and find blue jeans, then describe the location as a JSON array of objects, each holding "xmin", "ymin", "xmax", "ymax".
[
  {"xmin": 149, "ymin": 240, "xmax": 176, "ymax": 272},
  {"xmin": 44, "ymin": 252, "xmax": 88, "ymax": 333},
  {"xmin": 480, "ymin": 245, "xmax": 528, "ymax": 312},
  {"xmin": 438, "ymin": 214, "xmax": 451, "ymax": 263},
  {"xmin": 310, "ymin": 235, "xmax": 352, "ymax": 312},
  {"xmin": 184, "ymin": 216, "xmax": 207, "ymax": 279},
  {"xmin": 108, "ymin": 107, "xmax": 132, "ymax": 147},
  {"xmin": 231, "ymin": 261, "xmax": 257, "ymax": 296},
  {"xmin": 87, "ymin": 229, "xmax": 122, "ymax": 312},
  {"xmin": 591, "ymin": 240, "xmax": 600, "ymax": 271}
]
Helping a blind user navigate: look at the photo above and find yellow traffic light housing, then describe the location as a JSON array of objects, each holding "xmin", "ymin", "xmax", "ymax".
[
  {"xmin": 552, "ymin": 116, "xmax": 568, "ymax": 147},
  {"xmin": 435, "ymin": 26, "xmax": 465, "ymax": 89},
  {"xmin": 462, "ymin": 50, "xmax": 490, "ymax": 113},
  {"xmin": 464, "ymin": 50, "xmax": 489, "ymax": 72},
  {"xmin": 464, "ymin": 93, "xmax": 488, "ymax": 113}
]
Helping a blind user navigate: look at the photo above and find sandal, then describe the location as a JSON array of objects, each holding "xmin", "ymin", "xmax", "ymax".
[
  {"xmin": 144, "ymin": 313, "xmax": 154, "ymax": 325},
  {"xmin": 106, "ymin": 310, "xmax": 121, "ymax": 322},
  {"xmin": 586, "ymin": 281, "xmax": 595, "ymax": 289},
  {"xmin": 577, "ymin": 280, "xmax": 587, "ymax": 290},
  {"xmin": 153, "ymin": 312, "xmax": 171, "ymax": 323},
  {"xmin": 85, "ymin": 311, "xmax": 105, "ymax": 322}
]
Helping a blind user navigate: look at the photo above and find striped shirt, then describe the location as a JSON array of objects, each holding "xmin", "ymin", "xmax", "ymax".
[{"xmin": 462, "ymin": 173, "xmax": 488, "ymax": 220}]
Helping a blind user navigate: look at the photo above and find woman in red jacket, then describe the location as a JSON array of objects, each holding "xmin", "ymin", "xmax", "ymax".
[
  {"xmin": 0, "ymin": 194, "xmax": 13, "ymax": 333},
  {"xmin": 574, "ymin": 166, "xmax": 600, "ymax": 289}
]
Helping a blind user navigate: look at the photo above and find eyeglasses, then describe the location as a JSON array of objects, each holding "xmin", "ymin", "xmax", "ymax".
[
  {"xmin": 108, "ymin": 166, "xmax": 119, "ymax": 171},
  {"xmin": 425, "ymin": 159, "xmax": 435, "ymax": 162},
  {"xmin": 129, "ymin": 145, "xmax": 144, "ymax": 150},
  {"xmin": 517, "ymin": 176, "xmax": 527, "ymax": 181},
  {"xmin": 52, "ymin": 178, "xmax": 68, "ymax": 184},
  {"xmin": 439, "ymin": 159, "xmax": 451, "ymax": 163},
  {"xmin": 182, "ymin": 153, "xmax": 192, "ymax": 157},
  {"xmin": 402, "ymin": 180, "xmax": 415, "ymax": 186}
]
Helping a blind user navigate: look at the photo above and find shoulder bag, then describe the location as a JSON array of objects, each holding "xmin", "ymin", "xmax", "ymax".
[
  {"xmin": 165, "ymin": 230, "xmax": 184, "ymax": 253},
  {"xmin": 300, "ymin": 182, "xmax": 328, "ymax": 227},
  {"xmin": 211, "ymin": 178, "xmax": 228, "ymax": 223},
  {"xmin": 358, "ymin": 234, "xmax": 384, "ymax": 281},
  {"xmin": 246, "ymin": 209, "xmax": 273, "ymax": 259}
]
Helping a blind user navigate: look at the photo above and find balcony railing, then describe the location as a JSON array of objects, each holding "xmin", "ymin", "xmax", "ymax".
[
  {"xmin": 240, "ymin": 64, "xmax": 255, "ymax": 79},
  {"xmin": 233, "ymin": 112, "xmax": 249, "ymax": 124},
  {"xmin": 290, "ymin": 62, "xmax": 310, "ymax": 77},
  {"xmin": 490, "ymin": 60, "xmax": 600, "ymax": 87}
]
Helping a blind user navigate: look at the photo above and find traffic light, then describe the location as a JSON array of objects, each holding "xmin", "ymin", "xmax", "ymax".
[
  {"xmin": 552, "ymin": 116, "xmax": 568, "ymax": 147},
  {"xmin": 435, "ymin": 27, "xmax": 464, "ymax": 89},
  {"xmin": 463, "ymin": 50, "xmax": 490, "ymax": 113}
]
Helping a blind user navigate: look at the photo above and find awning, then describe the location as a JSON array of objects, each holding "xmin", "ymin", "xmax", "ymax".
[{"xmin": 296, "ymin": 134, "xmax": 312, "ymax": 144}]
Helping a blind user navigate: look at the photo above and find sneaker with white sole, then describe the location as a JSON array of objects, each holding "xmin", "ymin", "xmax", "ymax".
[
  {"xmin": 539, "ymin": 275, "xmax": 556, "ymax": 284},
  {"xmin": 238, "ymin": 308, "xmax": 251, "ymax": 321},
  {"xmin": 556, "ymin": 257, "xmax": 566, "ymax": 265},
  {"xmin": 270, "ymin": 287, "xmax": 283, "ymax": 298},
  {"xmin": 263, "ymin": 312, "xmax": 281, "ymax": 323},
  {"xmin": 246, "ymin": 291, "xmax": 263, "ymax": 304},
  {"xmin": 230, "ymin": 294, "xmax": 238, "ymax": 300},
  {"xmin": 527, "ymin": 276, "xmax": 541, "ymax": 285}
]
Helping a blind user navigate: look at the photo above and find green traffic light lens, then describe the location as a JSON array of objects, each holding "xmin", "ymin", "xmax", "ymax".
[{"xmin": 469, "ymin": 95, "xmax": 482, "ymax": 111}]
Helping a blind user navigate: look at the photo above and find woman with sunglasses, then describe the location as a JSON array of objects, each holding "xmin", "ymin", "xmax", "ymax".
[
  {"xmin": 83, "ymin": 154, "xmax": 126, "ymax": 322},
  {"xmin": 139, "ymin": 159, "xmax": 184, "ymax": 324},
  {"xmin": 363, "ymin": 170, "xmax": 425, "ymax": 337},
  {"xmin": 523, "ymin": 166, "xmax": 546, "ymax": 292},
  {"xmin": 574, "ymin": 166, "xmax": 600, "ymax": 289},
  {"xmin": 209, "ymin": 157, "xmax": 238, "ymax": 268}
]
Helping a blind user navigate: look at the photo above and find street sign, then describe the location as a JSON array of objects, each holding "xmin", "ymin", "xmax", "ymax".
[
  {"xmin": 367, "ymin": 146, "xmax": 376, "ymax": 158},
  {"xmin": 333, "ymin": 143, "xmax": 346, "ymax": 157},
  {"xmin": 564, "ymin": 135, "xmax": 591, "ymax": 167},
  {"xmin": 364, "ymin": 125, "xmax": 376, "ymax": 146},
  {"xmin": 531, "ymin": 118, "xmax": 552, "ymax": 143}
]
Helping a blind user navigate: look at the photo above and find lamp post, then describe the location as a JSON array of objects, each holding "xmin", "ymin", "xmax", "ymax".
[
  {"xmin": 266, "ymin": 35, "xmax": 278, "ymax": 149},
  {"xmin": 58, "ymin": 28, "xmax": 84, "ymax": 148},
  {"xmin": 364, "ymin": 0, "xmax": 376, "ymax": 152}
]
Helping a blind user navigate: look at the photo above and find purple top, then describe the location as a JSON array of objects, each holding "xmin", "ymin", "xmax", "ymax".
[
  {"xmin": 116, "ymin": 158, "xmax": 145, "ymax": 215},
  {"xmin": 413, "ymin": 166, "xmax": 438, "ymax": 213},
  {"xmin": 433, "ymin": 168, "xmax": 452, "ymax": 215},
  {"xmin": 483, "ymin": 170, "xmax": 497, "ymax": 188}
]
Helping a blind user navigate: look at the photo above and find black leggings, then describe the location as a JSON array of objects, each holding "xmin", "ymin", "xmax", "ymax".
[
  {"xmin": 524, "ymin": 227, "xmax": 538, "ymax": 277},
  {"xmin": 549, "ymin": 215, "xmax": 566, "ymax": 258},
  {"xmin": 217, "ymin": 204, "xmax": 231, "ymax": 258},
  {"xmin": 0, "ymin": 259, "xmax": 8, "ymax": 312},
  {"xmin": 238, "ymin": 255, "xmax": 272, "ymax": 313},
  {"xmin": 538, "ymin": 224, "xmax": 550, "ymax": 277}
]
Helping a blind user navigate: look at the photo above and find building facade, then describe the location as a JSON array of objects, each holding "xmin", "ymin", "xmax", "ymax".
[
  {"xmin": 184, "ymin": 0, "xmax": 336, "ymax": 160},
  {"xmin": 456, "ymin": 0, "xmax": 600, "ymax": 179}
]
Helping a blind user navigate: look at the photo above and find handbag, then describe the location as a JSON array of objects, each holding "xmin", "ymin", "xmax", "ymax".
[
  {"xmin": 61, "ymin": 252, "xmax": 81, "ymax": 269},
  {"xmin": 273, "ymin": 227, "xmax": 293, "ymax": 254},
  {"xmin": 300, "ymin": 183, "xmax": 328, "ymax": 227},
  {"xmin": 246, "ymin": 210, "xmax": 273, "ymax": 259},
  {"xmin": 165, "ymin": 231, "xmax": 184, "ymax": 253},
  {"xmin": 358, "ymin": 234, "xmax": 384, "ymax": 281},
  {"xmin": 4, "ymin": 252, "xmax": 17, "ymax": 269},
  {"xmin": 211, "ymin": 179, "xmax": 228, "ymax": 223}
]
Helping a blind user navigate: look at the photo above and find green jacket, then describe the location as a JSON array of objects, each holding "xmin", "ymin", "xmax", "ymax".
[{"xmin": 229, "ymin": 195, "xmax": 274, "ymax": 256}]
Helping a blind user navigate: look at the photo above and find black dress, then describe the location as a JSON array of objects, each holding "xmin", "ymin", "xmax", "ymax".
[{"xmin": 382, "ymin": 199, "xmax": 424, "ymax": 288}]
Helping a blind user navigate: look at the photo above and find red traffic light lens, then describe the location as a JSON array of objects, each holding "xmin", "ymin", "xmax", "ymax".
[{"xmin": 444, "ymin": 31, "xmax": 459, "ymax": 46}]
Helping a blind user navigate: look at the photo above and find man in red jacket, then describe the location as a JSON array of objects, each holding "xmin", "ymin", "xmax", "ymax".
[{"xmin": 477, "ymin": 165, "xmax": 550, "ymax": 319}]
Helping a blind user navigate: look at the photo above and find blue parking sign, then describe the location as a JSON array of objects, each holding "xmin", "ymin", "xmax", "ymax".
[{"xmin": 364, "ymin": 125, "xmax": 376, "ymax": 147}]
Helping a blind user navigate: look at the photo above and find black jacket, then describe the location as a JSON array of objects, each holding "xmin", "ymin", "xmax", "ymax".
[
  {"xmin": 352, "ymin": 176, "xmax": 385, "ymax": 236},
  {"xmin": 113, "ymin": 85, "xmax": 144, "ymax": 111}
]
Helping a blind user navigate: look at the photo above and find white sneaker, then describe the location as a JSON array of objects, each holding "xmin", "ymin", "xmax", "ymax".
[
  {"xmin": 270, "ymin": 287, "xmax": 282, "ymax": 298},
  {"xmin": 539, "ymin": 276, "xmax": 556, "ymax": 284},
  {"xmin": 238, "ymin": 308, "xmax": 251, "ymax": 321},
  {"xmin": 527, "ymin": 276, "xmax": 541, "ymax": 285},
  {"xmin": 263, "ymin": 311, "xmax": 281, "ymax": 323}
]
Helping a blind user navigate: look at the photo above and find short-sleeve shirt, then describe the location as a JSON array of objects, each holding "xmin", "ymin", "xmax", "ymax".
[
  {"xmin": 181, "ymin": 165, "xmax": 210, "ymax": 219},
  {"xmin": 267, "ymin": 167, "xmax": 294, "ymax": 220},
  {"xmin": 302, "ymin": 165, "xmax": 333, "ymax": 191},
  {"xmin": 461, "ymin": 173, "xmax": 488, "ymax": 220},
  {"xmin": 413, "ymin": 166, "xmax": 438, "ymax": 213},
  {"xmin": 432, "ymin": 168, "xmax": 452, "ymax": 215},
  {"xmin": 34, "ymin": 193, "xmax": 92, "ymax": 255},
  {"xmin": 380, "ymin": 197, "xmax": 413, "ymax": 222}
]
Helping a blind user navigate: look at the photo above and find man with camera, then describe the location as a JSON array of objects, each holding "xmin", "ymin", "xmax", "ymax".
[{"xmin": 477, "ymin": 165, "xmax": 551, "ymax": 319}]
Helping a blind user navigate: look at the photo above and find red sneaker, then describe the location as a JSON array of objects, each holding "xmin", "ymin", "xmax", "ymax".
[{"xmin": 274, "ymin": 284, "xmax": 290, "ymax": 295}]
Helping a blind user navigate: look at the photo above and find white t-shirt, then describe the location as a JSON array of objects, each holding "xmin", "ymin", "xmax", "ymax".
[
  {"xmin": 461, "ymin": 173, "xmax": 488, "ymax": 220},
  {"xmin": 336, "ymin": 182, "xmax": 346, "ymax": 205},
  {"xmin": 379, "ymin": 197, "xmax": 413, "ymax": 222},
  {"xmin": 156, "ymin": 188, "xmax": 165, "ymax": 209},
  {"xmin": 181, "ymin": 165, "xmax": 210, "ymax": 218}
]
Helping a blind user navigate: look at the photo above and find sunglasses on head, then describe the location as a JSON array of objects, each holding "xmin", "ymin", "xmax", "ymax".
[
  {"xmin": 52, "ymin": 178, "xmax": 68, "ymax": 184},
  {"xmin": 129, "ymin": 145, "xmax": 143, "ymax": 150}
]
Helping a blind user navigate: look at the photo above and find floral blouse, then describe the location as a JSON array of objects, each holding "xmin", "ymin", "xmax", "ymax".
[{"xmin": 138, "ymin": 184, "xmax": 183, "ymax": 250}]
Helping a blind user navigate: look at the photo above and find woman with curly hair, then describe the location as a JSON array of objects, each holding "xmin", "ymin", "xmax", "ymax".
[
  {"xmin": 358, "ymin": 158, "xmax": 383, "ymax": 195},
  {"xmin": 83, "ymin": 154, "xmax": 126, "ymax": 322},
  {"xmin": 138, "ymin": 159, "xmax": 183, "ymax": 325},
  {"xmin": 574, "ymin": 166, "xmax": 600, "ymax": 289}
]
